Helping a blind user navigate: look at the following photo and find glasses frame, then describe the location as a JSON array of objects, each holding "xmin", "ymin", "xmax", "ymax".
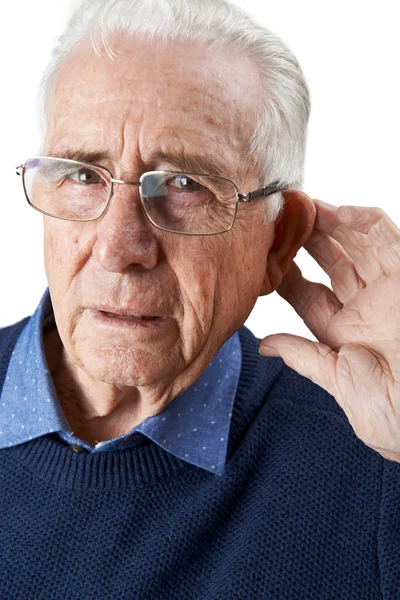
[{"xmin": 16, "ymin": 156, "xmax": 288, "ymax": 236}]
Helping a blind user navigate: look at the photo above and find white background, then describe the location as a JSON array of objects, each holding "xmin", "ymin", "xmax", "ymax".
[{"xmin": 1, "ymin": 0, "xmax": 399, "ymax": 343}]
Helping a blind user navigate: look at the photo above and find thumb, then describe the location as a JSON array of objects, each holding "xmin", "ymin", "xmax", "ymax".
[{"xmin": 259, "ymin": 334, "xmax": 338, "ymax": 395}]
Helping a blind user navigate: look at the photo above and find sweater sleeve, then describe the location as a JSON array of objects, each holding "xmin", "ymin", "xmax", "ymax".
[{"xmin": 378, "ymin": 457, "xmax": 400, "ymax": 599}]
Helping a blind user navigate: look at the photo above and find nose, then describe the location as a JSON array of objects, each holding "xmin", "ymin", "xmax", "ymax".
[{"xmin": 92, "ymin": 181, "xmax": 160, "ymax": 272}]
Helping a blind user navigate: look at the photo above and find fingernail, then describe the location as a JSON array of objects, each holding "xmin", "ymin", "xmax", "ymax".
[{"xmin": 259, "ymin": 346, "xmax": 279, "ymax": 357}]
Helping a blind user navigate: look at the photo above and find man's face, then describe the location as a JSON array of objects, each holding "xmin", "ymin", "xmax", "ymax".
[{"xmin": 43, "ymin": 35, "xmax": 275, "ymax": 402}]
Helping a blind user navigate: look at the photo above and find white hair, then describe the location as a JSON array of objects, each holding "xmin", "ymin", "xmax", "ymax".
[{"xmin": 37, "ymin": 0, "xmax": 311, "ymax": 222}]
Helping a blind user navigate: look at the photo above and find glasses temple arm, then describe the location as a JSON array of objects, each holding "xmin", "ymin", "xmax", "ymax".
[{"xmin": 238, "ymin": 184, "xmax": 288, "ymax": 203}]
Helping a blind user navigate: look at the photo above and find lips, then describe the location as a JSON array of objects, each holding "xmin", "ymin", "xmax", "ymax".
[
  {"xmin": 90, "ymin": 308, "xmax": 169, "ymax": 331},
  {"xmin": 89, "ymin": 303, "xmax": 165, "ymax": 318},
  {"xmin": 102, "ymin": 311, "xmax": 159, "ymax": 321}
]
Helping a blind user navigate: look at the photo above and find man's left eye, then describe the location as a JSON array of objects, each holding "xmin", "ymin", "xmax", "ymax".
[{"xmin": 169, "ymin": 176, "xmax": 202, "ymax": 191}]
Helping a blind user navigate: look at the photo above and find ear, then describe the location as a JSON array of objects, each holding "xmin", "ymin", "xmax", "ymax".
[{"xmin": 260, "ymin": 189, "xmax": 316, "ymax": 296}]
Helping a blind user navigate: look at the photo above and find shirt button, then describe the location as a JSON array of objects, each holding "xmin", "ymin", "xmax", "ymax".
[{"xmin": 70, "ymin": 444, "xmax": 85, "ymax": 453}]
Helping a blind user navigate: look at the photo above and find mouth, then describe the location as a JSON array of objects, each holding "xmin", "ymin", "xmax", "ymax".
[
  {"xmin": 91, "ymin": 309, "xmax": 167, "ymax": 330},
  {"xmin": 102, "ymin": 311, "xmax": 160, "ymax": 321}
]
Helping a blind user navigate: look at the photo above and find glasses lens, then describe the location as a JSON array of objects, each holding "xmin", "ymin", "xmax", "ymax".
[
  {"xmin": 140, "ymin": 172, "xmax": 237, "ymax": 234},
  {"xmin": 23, "ymin": 158, "xmax": 110, "ymax": 220}
]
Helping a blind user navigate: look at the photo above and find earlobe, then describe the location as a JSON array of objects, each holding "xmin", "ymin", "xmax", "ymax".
[{"xmin": 259, "ymin": 249, "xmax": 281, "ymax": 296}]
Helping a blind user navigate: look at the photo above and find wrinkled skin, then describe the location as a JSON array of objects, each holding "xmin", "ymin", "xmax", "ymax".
[{"xmin": 42, "ymin": 35, "xmax": 315, "ymax": 444}]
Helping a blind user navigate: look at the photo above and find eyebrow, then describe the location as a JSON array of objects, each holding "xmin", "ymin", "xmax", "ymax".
[
  {"xmin": 148, "ymin": 152, "xmax": 230, "ymax": 179},
  {"xmin": 48, "ymin": 149, "xmax": 231, "ymax": 179},
  {"xmin": 50, "ymin": 149, "xmax": 114, "ymax": 164}
]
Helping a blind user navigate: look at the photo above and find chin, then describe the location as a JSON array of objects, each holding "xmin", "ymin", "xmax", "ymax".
[{"xmin": 80, "ymin": 344, "xmax": 181, "ymax": 388}]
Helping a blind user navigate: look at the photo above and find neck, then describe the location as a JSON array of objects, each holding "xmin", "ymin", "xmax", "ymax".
[
  {"xmin": 43, "ymin": 328, "xmax": 171, "ymax": 444},
  {"xmin": 42, "ymin": 326, "xmax": 217, "ymax": 445}
]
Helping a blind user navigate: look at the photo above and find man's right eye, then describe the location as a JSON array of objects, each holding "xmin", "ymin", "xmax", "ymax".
[{"xmin": 66, "ymin": 169, "xmax": 102, "ymax": 184}]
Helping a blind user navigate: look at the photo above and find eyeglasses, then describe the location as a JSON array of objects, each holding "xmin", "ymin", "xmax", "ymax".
[{"xmin": 16, "ymin": 156, "xmax": 288, "ymax": 236}]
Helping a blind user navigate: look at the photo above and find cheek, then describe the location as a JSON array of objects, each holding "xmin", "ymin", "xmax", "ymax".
[
  {"xmin": 43, "ymin": 220, "xmax": 91, "ymax": 289},
  {"xmin": 172, "ymin": 240, "xmax": 217, "ymax": 320},
  {"xmin": 212, "ymin": 222, "xmax": 272, "ymax": 324},
  {"xmin": 163, "ymin": 236, "xmax": 223, "ymax": 346},
  {"xmin": 173, "ymin": 232, "xmax": 255, "ymax": 341}
]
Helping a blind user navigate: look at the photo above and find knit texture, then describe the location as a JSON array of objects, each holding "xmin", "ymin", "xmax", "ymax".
[{"xmin": 1, "ymin": 317, "xmax": 400, "ymax": 599}]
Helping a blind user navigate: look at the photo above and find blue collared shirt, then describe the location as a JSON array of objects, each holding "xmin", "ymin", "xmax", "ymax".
[{"xmin": 0, "ymin": 288, "xmax": 241, "ymax": 475}]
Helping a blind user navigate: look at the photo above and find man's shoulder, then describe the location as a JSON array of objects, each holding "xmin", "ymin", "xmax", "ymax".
[
  {"xmin": 0, "ymin": 316, "xmax": 32, "ymax": 375},
  {"xmin": 0, "ymin": 316, "xmax": 31, "ymax": 395},
  {"xmin": 238, "ymin": 325, "xmax": 341, "ymax": 406},
  {"xmin": 237, "ymin": 327, "xmax": 386, "ymax": 479},
  {"xmin": 229, "ymin": 325, "xmax": 350, "ymax": 468},
  {"xmin": 0, "ymin": 316, "xmax": 31, "ymax": 344}
]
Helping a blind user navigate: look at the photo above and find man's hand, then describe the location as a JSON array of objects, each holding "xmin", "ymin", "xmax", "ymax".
[{"xmin": 259, "ymin": 199, "xmax": 400, "ymax": 462}]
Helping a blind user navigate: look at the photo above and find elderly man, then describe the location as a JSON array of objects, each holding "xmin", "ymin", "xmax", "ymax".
[{"xmin": 1, "ymin": 0, "xmax": 399, "ymax": 598}]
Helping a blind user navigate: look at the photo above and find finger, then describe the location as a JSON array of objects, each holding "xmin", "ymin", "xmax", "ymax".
[
  {"xmin": 259, "ymin": 333, "xmax": 338, "ymax": 397},
  {"xmin": 337, "ymin": 204, "xmax": 400, "ymax": 273},
  {"xmin": 337, "ymin": 204, "xmax": 400, "ymax": 240},
  {"xmin": 276, "ymin": 260, "xmax": 343, "ymax": 346},
  {"xmin": 303, "ymin": 229, "xmax": 366, "ymax": 304},
  {"xmin": 313, "ymin": 200, "xmax": 386, "ymax": 282}
]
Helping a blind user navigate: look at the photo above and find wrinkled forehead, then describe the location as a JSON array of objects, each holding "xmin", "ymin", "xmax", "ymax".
[{"xmin": 45, "ymin": 34, "xmax": 262, "ymax": 181}]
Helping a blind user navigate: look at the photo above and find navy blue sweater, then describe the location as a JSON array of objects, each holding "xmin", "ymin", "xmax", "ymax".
[{"xmin": 1, "ymin": 317, "xmax": 400, "ymax": 599}]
